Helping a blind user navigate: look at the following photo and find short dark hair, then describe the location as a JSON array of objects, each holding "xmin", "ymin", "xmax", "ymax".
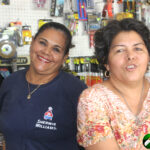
[
  {"xmin": 34, "ymin": 22, "xmax": 72, "ymax": 55},
  {"xmin": 94, "ymin": 18, "xmax": 150, "ymax": 72}
]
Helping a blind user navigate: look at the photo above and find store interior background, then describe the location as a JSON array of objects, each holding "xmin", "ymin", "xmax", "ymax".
[
  {"xmin": 0, "ymin": 0, "xmax": 150, "ymax": 86},
  {"xmin": 0, "ymin": 0, "xmax": 102, "ymax": 57}
]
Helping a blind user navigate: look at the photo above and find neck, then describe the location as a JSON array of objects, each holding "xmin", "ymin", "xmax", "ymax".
[
  {"xmin": 109, "ymin": 76, "xmax": 145, "ymax": 93},
  {"xmin": 26, "ymin": 69, "xmax": 59, "ymax": 85},
  {"xmin": 108, "ymin": 77, "xmax": 146, "ymax": 116}
]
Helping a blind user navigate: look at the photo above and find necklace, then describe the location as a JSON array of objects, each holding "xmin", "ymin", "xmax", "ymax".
[
  {"xmin": 110, "ymin": 80, "xmax": 145, "ymax": 148},
  {"xmin": 27, "ymin": 82, "xmax": 41, "ymax": 100},
  {"xmin": 110, "ymin": 80, "xmax": 144, "ymax": 117},
  {"xmin": 26, "ymin": 70, "xmax": 57, "ymax": 100}
]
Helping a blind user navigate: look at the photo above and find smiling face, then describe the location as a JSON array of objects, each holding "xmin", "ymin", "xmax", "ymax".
[
  {"xmin": 29, "ymin": 28, "xmax": 68, "ymax": 76},
  {"xmin": 106, "ymin": 31, "xmax": 149, "ymax": 83}
]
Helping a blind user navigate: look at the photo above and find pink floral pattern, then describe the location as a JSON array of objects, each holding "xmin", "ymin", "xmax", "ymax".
[{"xmin": 77, "ymin": 82, "xmax": 150, "ymax": 149}]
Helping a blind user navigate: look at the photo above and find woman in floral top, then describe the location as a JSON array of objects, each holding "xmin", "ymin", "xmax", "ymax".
[{"xmin": 77, "ymin": 18, "xmax": 150, "ymax": 150}]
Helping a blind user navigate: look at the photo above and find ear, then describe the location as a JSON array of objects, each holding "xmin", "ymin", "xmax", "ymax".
[
  {"xmin": 104, "ymin": 63, "xmax": 110, "ymax": 71},
  {"xmin": 30, "ymin": 38, "xmax": 33, "ymax": 49},
  {"xmin": 31, "ymin": 36, "xmax": 35, "ymax": 43},
  {"xmin": 29, "ymin": 37, "xmax": 35, "ymax": 55},
  {"xmin": 63, "ymin": 53, "xmax": 69, "ymax": 64},
  {"xmin": 30, "ymin": 37, "xmax": 34, "ymax": 48}
]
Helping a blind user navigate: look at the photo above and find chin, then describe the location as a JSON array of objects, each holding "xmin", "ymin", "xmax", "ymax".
[{"xmin": 126, "ymin": 77, "xmax": 143, "ymax": 82}]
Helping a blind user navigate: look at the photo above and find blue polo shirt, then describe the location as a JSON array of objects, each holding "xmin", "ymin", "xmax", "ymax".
[{"xmin": 0, "ymin": 69, "xmax": 87, "ymax": 150}]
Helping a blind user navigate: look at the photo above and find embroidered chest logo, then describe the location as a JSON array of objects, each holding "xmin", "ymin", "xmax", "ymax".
[
  {"xmin": 44, "ymin": 107, "xmax": 53, "ymax": 120},
  {"xmin": 35, "ymin": 106, "xmax": 57, "ymax": 130}
]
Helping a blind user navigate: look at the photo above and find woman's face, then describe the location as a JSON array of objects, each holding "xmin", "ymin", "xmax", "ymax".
[
  {"xmin": 106, "ymin": 31, "xmax": 149, "ymax": 82},
  {"xmin": 30, "ymin": 28, "xmax": 68, "ymax": 76}
]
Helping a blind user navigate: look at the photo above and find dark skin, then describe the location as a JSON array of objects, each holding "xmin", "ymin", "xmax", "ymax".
[{"xmin": 26, "ymin": 28, "xmax": 68, "ymax": 85}]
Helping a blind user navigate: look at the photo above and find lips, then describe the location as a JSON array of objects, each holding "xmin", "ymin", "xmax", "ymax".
[
  {"xmin": 38, "ymin": 55, "xmax": 50, "ymax": 63},
  {"xmin": 126, "ymin": 64, "xmax": 137, "ymax": 71}
]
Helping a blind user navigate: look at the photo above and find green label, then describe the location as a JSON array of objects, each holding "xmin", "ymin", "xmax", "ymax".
[{"xmin": 143, "ymin": 134, "xmax": 150, "ymax": 149}]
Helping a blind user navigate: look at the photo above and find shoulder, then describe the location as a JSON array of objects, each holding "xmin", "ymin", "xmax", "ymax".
[
  {"xmin": 2, "ymin": 69, "xmax": 26, "ymax": 85},
  {"xmin": 80, "ymin": 83, "xmax": 108, "ymax": 98},
  {"xmin": 58, "ymin": 71, "xmax": 87, "ymax": 101},
  {"xmin": 78, "ymin": 83, "xmax": 111, "ymax": 109},
  {"xmin": 146, "ymin": 76, "xmax": 150, "ymax": 83},
  {"xmin": 0, "ymin": 74, "xmax": 4, "ymax": 85},
  {"xmin": 60, "ymin": 71, "xmax": 87, "ymax": 88},
  {"xmin": 0, "ymin": 70, "xmax": 26, "ymax": 96},
  {"xmin": 60, "ymin": 71, "xmax": 80, "ymax": 81},
  {"xmin": 7, "ymin": 69, "xmax": 26, "ymax": 78}
]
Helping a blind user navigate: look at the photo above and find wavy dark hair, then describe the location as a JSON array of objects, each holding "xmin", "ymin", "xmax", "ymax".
[
  {"xmin": 94, "ymin": 18, "xmax": 150, "ymax": 72},
  {"xmin": 34, "ymin": 22, "xmax": 72, "ymax": 55}
]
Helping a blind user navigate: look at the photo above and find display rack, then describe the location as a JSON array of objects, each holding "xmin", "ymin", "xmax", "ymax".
[{"xmin": 0, "ymin": 0, "xmax": 97, "ymax": 57}]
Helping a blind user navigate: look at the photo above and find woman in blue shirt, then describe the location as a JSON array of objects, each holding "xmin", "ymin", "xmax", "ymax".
[{"xmin": 0, "ymin": 22, "xmax": 87, "ymax": 150}]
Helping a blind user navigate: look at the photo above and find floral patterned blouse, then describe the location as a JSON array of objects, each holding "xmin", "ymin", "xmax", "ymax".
[{"xmin": 77, "ymin": 82, "xmax": 150, "ymax": 150}]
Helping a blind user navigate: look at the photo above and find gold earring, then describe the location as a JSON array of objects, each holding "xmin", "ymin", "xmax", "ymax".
[{"xmin": 104, "ymin": 70, "xmax": 109, "ymax": 78}]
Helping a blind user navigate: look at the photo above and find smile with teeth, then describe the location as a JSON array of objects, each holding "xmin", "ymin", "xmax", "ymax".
[
  {"xmin": 126, "ymin": 64, "xmax": 136, "ymax": 70},
  {"xmin": 38, "ymin": 56, "xmax": 50, "ymax": 63}
]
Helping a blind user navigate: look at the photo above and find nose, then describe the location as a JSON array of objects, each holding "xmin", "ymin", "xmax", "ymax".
[
  {"xmin": 126, "ymin": 50, "xmax": 135, "ymax": 61},
  {"xmin": 42, "ymin": 47, "xmax": 52, "ymax": 56}
]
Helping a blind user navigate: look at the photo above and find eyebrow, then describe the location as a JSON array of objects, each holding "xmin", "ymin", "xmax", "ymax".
[
  {"xmin": 39, "ymin": 37, "xmax": 63, "ymax": 49},
  {"xmin": 111, "ymin": 44, "xmax": 125, "ymax": 49},
  {"xmin": 111, "ymin": 42, "xmax": 145, "ymax": 49},
  {"xmin": 134, "ymin": 42, "xmax": 145, "ymax": 46},
  {"xmin": 39, "ymin": 37, "xmax": 47, "ymax": 42},
  {"xmin": 54, "ymin": 45, "xmax": 63, "ymax": 49}
]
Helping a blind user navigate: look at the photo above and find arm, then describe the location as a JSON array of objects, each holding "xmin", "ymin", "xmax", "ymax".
[
  {"xmin": 85, "ymin": 138, "xmax": 120, "ymax": 150},
  {"xmin": 0, "ymin": 79, "xmax": 6, "ymax": 111},
  {"xmin": 0, "ymin": 74, "xmax": 4, "ymax": 86},
  {"xmin": 77, "ymin": 86, "xmax": 119, "ymax": 149}
]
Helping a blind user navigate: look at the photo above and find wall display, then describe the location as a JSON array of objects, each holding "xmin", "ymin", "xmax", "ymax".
[
  {"xmin": 63, "ymin": 0, "xmax": 77, "ymax": 13},
  {"xmin": 87, "ymin": 13, "xmax": 101, "ymax": 48},
  {"xmin": 0, "ymin": 68, "xmax": 10, "ymax": 78},
  {"xmin": 117, "ymin": 0, "xmax": 122, "ymax": 4},
  {"xmin": 22, "ymin": 25, "xmax": 32, "ymax": 45},
  {"xmin": 0, "ymin": 26, "xmax": 22, "ymax": 47},
  {"xmin": 0, "ymin": 40, "xmax": 16, "ymax": 59},
  {"xmin": 33, "ymin": 0, "xmax": 48, "ymax": 9},
  {"xmin": 50, "ymin": 0, "xmax": 56, "ymax": 16},
  {"xmin": 9, "ymin": 21, "xmax": 23, "ymax": 46},
  {"xmin": 86, "ymin": 0, "xmax": 94, "ymax": 9},
  {"xmin": 0, "ymin": 0, "xmax": 150, "ymax": 74},
  {"xmin": 15, "ymin": 56, "xmax": 30, "ymax": 71},
  {"xmin": 55, "ymin": 0, "xmax": 64, "ymax": 16},
  {"xmin": 141, "ymin": 3, "xmax": 150, "ymax": 30},
  {"xmin": 77, "ymin": 0, "xmax": 88, "ymax": 20},
  {"xmin": 38, "ymin": 19, "xmax": 53, "ymax": 28},
  {"xmin": 64, "ymin": 13, "xmax": 79, "ymax": 35},
  {"xmin": 50, "ymin": 0, "xmax": 64, "ymax": 17},
  {"xmin": 0, "ymin": 133, "xmax": 5, "ymax": 150},
  {"xmin": 64, "ymin": 56, "xmax": 103, "ymax": 86},
  {"xmin": 0, "ymin": 55, "xmax": 30, "ymax": 73},
  {"xmin": 123, "ymin": 0, "xmax": 136, "ymax": 17},
  {"xmin": 102, "ymin": 0, "xmax": 113, "ymax": 18},
  {"xmin": 0, "ymin": 0, "xmax": 9, "ymax": 5},
  {"xmin": 116, "ymin": 12, "xmax": 134, "ymax": 20}
]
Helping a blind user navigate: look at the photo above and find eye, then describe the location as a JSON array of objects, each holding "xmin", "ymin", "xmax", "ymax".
[
  {"xmin": 116, "ymin": 49, "xmax": 125, "ymax": 53},
  {"xmin": 53, "ymin": 47, "xmax": 60, "ymax": 53},
  {"xmin": 39, "ymin": 41, "xmax": 47, "ymax": 46},
  {"xmin": 135, "ymin": 47, "xmax": 142, "ymax": 51}
]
